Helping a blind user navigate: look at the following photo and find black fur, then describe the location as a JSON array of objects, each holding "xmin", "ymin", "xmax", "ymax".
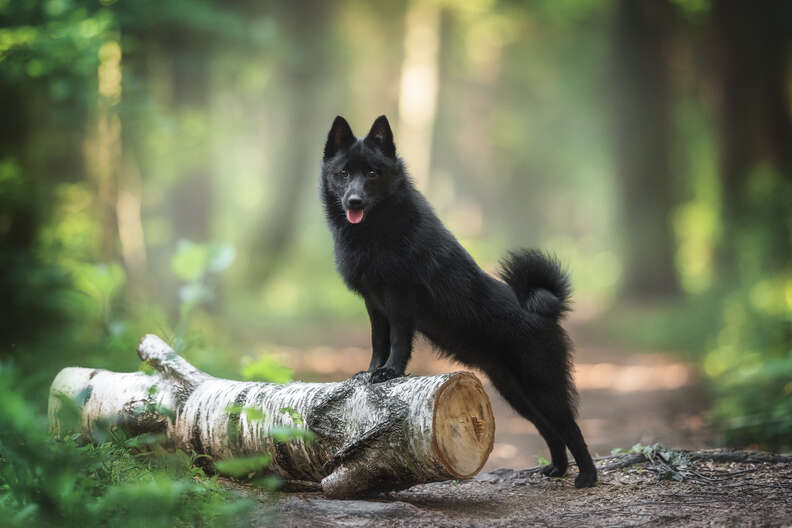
[
  {"xmin": 499, "ymin": 250, "xmax": 572, "ymax": 317},
  {"xmin": 320, "ymin": 115, "xmax": 597, "ymax": 488}
]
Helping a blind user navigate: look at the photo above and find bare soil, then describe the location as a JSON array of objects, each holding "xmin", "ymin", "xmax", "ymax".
[{"xmin": 258, "ymin": 450, "xmax": 792, "ymax": 527}]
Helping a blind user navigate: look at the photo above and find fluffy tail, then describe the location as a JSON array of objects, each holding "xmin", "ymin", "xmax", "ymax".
[{"xmin": 498, "ymin": 249, "xmax": 572, "ymax": 319}]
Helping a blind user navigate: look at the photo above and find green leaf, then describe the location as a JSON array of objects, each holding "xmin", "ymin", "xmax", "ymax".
[
  {"xmin": 125, "ymin": 433, "xmax": 167, "ymax": 449},
  {"xmin": 268, "ymin": 426, "xmax": 315, "ymax": 443},
  {"xmin": 243, "ymin": 407, "xmax": 267, "ymax": 422},
  {"xmin": 226, "ymin": 404, "xmax": 244, "ymax": 415},
  {"xmin": 241, "ymin": 355, "xmax": 292, "ymax": 383},
  {"xmin": 179, "ymin": 282, "xmax": 211, "ymax": 305},
  {"xmin": 170, "ymin": 240, "xmax": 236, "ymax": 281},
  {"xmin": 207, "ymin": 244, "xmax": 236, "ymax": 273},
  {"xmin": 252, "ymin": 474, "xmax": 283, "ymax": 491},
  {"xmin": 226, "ymin": 405, "xmax": 266, "ymax": 422},
  {"xmin": 71, "ymin": 262, "xmax": 126, "ymax": 305},
  {"xmin": 279, "ymin": 407, "xmax": 303, "ymax": 425},
  {"xmin": 170, "ymin": 240, "xmax": 211, "ymax": 282},
  {"xmin": 215, "ymin": 455, "xmax": 272, "ymax": 478}
]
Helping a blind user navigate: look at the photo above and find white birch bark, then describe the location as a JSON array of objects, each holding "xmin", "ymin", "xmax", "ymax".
[{"xmin": 48, "ymin": 334, "xmax": 495, "ymax": 498}]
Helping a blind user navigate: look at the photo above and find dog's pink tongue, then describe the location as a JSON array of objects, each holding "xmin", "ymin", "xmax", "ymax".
[{"xmin": 346, "ymin": 209, "xmax": 364, "ymax": 224}]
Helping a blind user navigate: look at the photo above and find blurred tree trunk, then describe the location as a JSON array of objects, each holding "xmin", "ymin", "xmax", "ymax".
[
  {"xmin": 0, "ymin": 83, "xmax": 37, "ymax": 342},
  {"xmin": 610, "ymin": 0, "xmax": 680, "ymax": 298},
  {"xmin": 397, "ymin": 0, "xmax": 440, "ymax": 192},
  {"xmin": 710, "ymin": 0, "xmax": 792, "ymax": 274},
  {"xmin": 86, "ymin": 40, "xmax": 124, "ymax": 262},
  {"xmin": 247, "ymin": 0, "xmax": 331, "ymax": 285},
  {"xmin": 169, "ymin": 32, "xmax": 212, "ymax": 243},
  {"xmin": 0, "ymin": 84, "xmax": 34, "ymax": 253}
]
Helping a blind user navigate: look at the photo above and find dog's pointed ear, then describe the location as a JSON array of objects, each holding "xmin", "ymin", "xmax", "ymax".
[
  {"xmin": 324, "ymin": 116, "xmax": 355, "ymax": 160},
  {"xmin": 365, "ymin": 115, "xmax": 395, "ymax": 158}
]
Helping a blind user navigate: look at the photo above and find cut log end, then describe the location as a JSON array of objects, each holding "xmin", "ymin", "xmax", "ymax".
[{"xmin": 432, "ymin": 372, "xmax": 495, "ymax": 478}]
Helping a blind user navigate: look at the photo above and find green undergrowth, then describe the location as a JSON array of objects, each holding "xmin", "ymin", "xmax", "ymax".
[
  {"xmin": 0, "ymin": 364, "xmax": 261, "ymax": 528},
  {"xmin": 0, "ymin": 239, "xmax": 316, "ymax": 526},
  {"xmin": 591, "ymin": 283, "xmax": 792, "ymax": 452}
]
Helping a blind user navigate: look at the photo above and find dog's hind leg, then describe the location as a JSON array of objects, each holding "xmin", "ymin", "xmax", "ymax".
[
  {"xmin": 485, "ymin": 370, "xmax": 569, "ymax": 478},
  {"xmin": 536, "ymin": 423, "xmax": 569, "ymax": 477},
  {"xmin": 531, "ymin": 390, "xmax": 597, "ymax": 488}
]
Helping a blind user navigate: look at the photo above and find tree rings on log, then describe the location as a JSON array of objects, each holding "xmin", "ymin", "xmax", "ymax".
[{"xmin": 432, "ymin": 372, "xmax": 495, "ymax": 478}]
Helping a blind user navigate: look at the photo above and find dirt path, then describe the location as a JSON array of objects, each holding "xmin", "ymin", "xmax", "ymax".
[{"xmin": 258, "ymin": 450, "xmax": 792, "ymax": 527}]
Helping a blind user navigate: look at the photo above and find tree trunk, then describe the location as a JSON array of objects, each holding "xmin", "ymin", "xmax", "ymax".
[
  {"xmin": 48, "ymin": 335, "xmax": 495, "ymax": 498},
  {"xmin": 710, "ymin": 0, "xmax": 792, "ymax": 274},
  {"xmin": 610, "ymin": 0, "xmax": 680, "ymax": 297},
  {"xmin": 246, "ymin": 0, "xmax": 333, "ymax": 285},
  {"xmin": 397, "ymin": 0, "xmax": 441, "ymax": 192}
]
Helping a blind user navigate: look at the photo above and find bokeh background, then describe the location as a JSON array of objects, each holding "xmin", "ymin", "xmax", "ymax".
[{"xmin": 1, "ymin": 0, "xmax": 791, "ymax": 513}]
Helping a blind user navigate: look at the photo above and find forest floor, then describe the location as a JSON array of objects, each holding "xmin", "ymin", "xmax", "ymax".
[
  {"xmin": 242, "ymin": 320, "xmax": 792, "ymax": 526},
  {"xmin": 259, "ymin": 450, "xmax": 792, "ymax": 527}
]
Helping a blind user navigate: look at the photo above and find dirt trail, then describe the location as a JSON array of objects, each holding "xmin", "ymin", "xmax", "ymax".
[{"xmin": 257, "ymin": 450, "xmax": 792, "ymax": 527}]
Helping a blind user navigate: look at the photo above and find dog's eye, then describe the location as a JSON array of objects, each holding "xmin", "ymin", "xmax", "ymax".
[
  {"xmin": 367, "ymin": 170, "xmax": 378, "ymax": 179},
  {"xmin": 336, "ymin": 169, "xmax": 348, "ymax": 180}
]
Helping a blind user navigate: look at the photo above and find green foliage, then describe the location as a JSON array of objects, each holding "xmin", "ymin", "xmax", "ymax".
[
  {"xmin": 225, "ymin": 404, "xmax": 267, "ymax": 423},
  {"xmin": 215, "ymin": 455, "xmax": 272, "ymax": 479},
  {"xmin": 216, "ymin": 406, "xmax": 314, "ymax": 481},
  {"xmin": 268, "ymin": 427, "xmax": 316, "ymax": 443},
  {"xmin": 0, "ymin": 364, "xmax": 255, "ymax": 528},
  {"xmin": 171, "ymin": 240, "xmax": 235, "ymax": 334},
  {"xmin": 279, "ymin": 407, "xmax": 303, "ymax": 425},
  {"xmin": 601, "ymin": 282, "xmax": 792, "ymax": 450},
  {"xmin": 2, "ymin": 0, "xmax": 791, "ymax": 516},
  {"xmin": 171, "ymin": 240, "xmax": 235, "ymax": 283},
  {"xmin": 240, "ymin": 354, "xmax": 293, "ymax": 384},
  {"xmin": 704, "ymin": 283, "xmax": 792, "ymax": 450},
  {"xmin": 264, "ymin": 408, "xmax": 315, "ymax": 442}
]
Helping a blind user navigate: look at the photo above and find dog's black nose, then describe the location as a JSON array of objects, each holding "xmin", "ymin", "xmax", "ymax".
[{"xmin": 347, "ymin": 196, "xmax": 364, "ymax": 210}]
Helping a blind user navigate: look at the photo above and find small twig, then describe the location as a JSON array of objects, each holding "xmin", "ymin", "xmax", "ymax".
[{"xmin": 601, "ymin": 453, "xmax": 647, "ymax": 471}]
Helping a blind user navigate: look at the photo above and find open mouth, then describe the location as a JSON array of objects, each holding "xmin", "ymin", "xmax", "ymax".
[{"xmin": 346, "ymin": 209, "xmax": 365, "ymax": 224}]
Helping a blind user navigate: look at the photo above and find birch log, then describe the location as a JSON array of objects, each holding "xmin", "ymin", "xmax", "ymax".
[{"xmin": 48, "ymin": 334, "xmax": 495, "ymax": 498}]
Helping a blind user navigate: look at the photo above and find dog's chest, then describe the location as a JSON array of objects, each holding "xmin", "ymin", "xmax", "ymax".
[{"xmin": 334, "ymin": 240, "xmax": 403, "ymax": 292}]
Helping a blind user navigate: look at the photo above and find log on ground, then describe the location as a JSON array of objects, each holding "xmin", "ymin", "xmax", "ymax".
[{"xmin": 48, "ymin": 334, "xmax": 495, "ymax": 498}]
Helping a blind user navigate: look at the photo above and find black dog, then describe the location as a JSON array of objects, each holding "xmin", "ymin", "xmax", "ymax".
[{"xmin": 320, "ymin": 115, "xmax": 597, "ymax": 488}]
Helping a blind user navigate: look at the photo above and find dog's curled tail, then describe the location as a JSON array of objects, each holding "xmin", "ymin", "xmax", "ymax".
[{"xmin": 498, "ymin": 249, "xmax": 572, "ymax": 319}]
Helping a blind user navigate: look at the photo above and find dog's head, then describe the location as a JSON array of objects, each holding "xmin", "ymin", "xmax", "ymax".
[{"xmin": 321, "ymin": 115, "xmax": 405, "ymax": 225}]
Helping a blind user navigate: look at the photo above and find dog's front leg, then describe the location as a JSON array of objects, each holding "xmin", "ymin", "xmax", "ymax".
[
  {"xmin": 370, "ymin": 316, "xmax": 413, "ymax": 384},
  {"xmin": 365, "ymin": 300, "xmax": 390, "ymax": 372}
]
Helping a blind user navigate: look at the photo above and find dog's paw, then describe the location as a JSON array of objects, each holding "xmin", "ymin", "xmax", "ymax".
[
  {"xmin": 370, "ymin": 366, "xmax": 400, "ymax": 384},
  {"xmin": 574, "ymin": 471, "xmax": 597, "ymax": 488},
  {"xmin": 540, "ymin": 463, "xmax": 567, "ymax": 478}
]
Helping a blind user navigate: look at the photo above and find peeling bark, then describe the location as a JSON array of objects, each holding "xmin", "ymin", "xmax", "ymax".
[{"xmin": 48, "ymin": 334, "xmax": 495, "ymax": 498}]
